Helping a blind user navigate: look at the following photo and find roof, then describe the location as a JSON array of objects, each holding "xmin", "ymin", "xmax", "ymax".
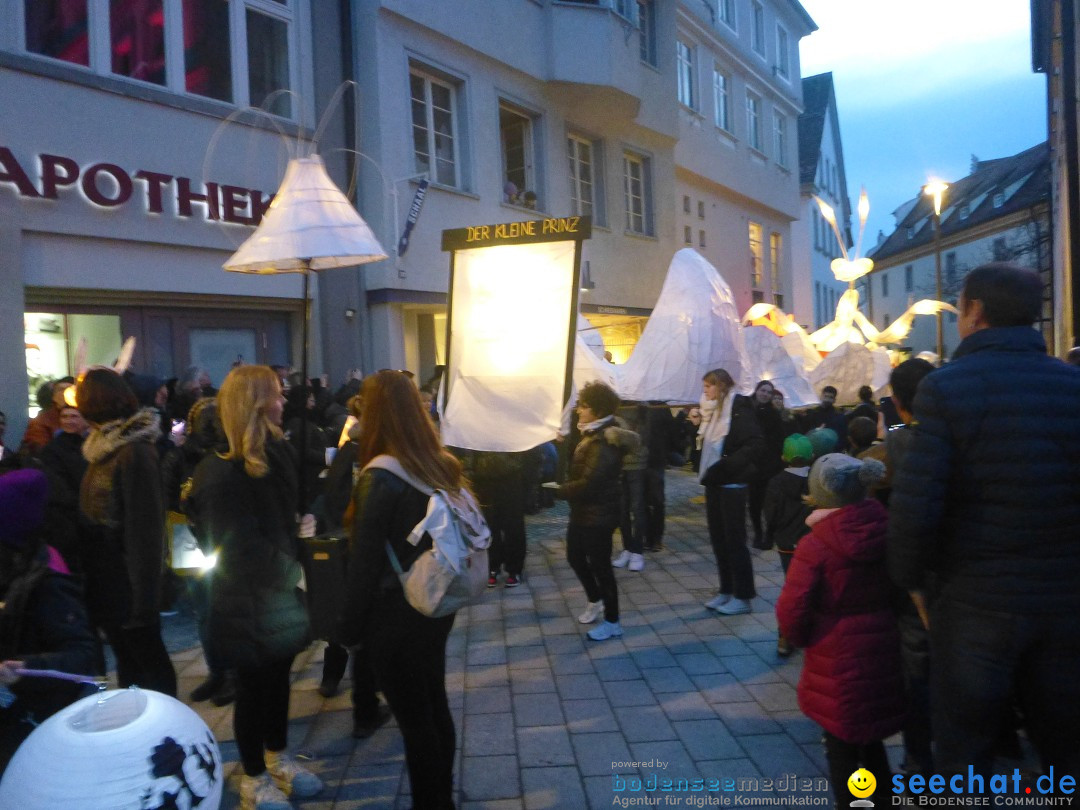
[
  {"xmin": 797, "ymin": 73, "xmax": 833, "ymax": 186},
  {"xmin": 869, "ymin": 142, "xmax": 1051, "ymax": 263}
]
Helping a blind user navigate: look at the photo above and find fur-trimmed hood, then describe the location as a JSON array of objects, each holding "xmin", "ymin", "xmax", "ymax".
[{"xmin": 83, "ymin": 408, "xmax": 161, "ymax": 464}]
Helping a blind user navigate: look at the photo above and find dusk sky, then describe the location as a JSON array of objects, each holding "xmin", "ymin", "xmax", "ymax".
[{"xmin": 797, "ymin": 0, "xmax": 1047, "ymax": 252}]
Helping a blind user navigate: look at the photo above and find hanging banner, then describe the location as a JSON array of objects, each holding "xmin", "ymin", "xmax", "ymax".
[{"xmin": 397, "ymin": 179, "xmax": 429, "ymax": 257}]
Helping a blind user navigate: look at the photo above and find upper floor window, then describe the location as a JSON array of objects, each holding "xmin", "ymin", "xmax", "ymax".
[
  {"xmin": 684, "ymin": 225, "xmax": 693, "ymax": 245},
  {"xmin": 22, "ymin": 0, "xmax": 296, "ymax": 117},
  {"xmin": 746, "ymin": 90, "xmax": 762, "ymax": 152},
  {"xmin": 769, "ymin": 232, "xmax": 781, "ymax": 289},
  {"xmin": 567, "ymin": 134, "xmax": 596, "ymax": 220},
  {"xmin": 993, "ymin": 237, "xmax": 1009, "ymax": 262},
  {"xmin": 676, "ymin": 40, "xmax": 695, "ymax": 108},
  {"xmin": 751, "ymin": 1, "xmax": 765, "ymax": 56},
  {"xmin": 749, "ymin": 221, "xmax": 763, "ymax": 287},
  {"xmin": 773, "ymin": 110, "xmax": 787, "ymax": 168},
  {"xmin": 718, "ymin": 0, "xmax": 735, "ymax": 29},
  {"xmin": 904, "ymin": 264, "xmax": 914, "ymax": 292},
  {"xmin": 698, "ymin": 200, "xmax": 705, "ymax": 219},
  {"xmin": 501, "ymin": 103, "xmax": 540, "ymax": 209},
  {"xmin": 623, "ymin": 151, "xmax": 652, "ymax": 235},
  {"xmin": 881, "ymin": 272, "xmax": 889, "ymax": 297},
  {"xmin": 410, "ymin": 66, "xmax": 459, "ymax": 187},
  {"xmin": 712, "ymin": 66, "xmax": 730, "ymax": 131},
  {"xmin": 775, "ymin": 25, "xmax": 790, "ymax": 79},
  {"xmin": 637, "ymin": 0, "xmax": 656, "ymax": 65},
  {"xmin": 682, "ymin": 195, "xmax": 691, "ymax": 214}
]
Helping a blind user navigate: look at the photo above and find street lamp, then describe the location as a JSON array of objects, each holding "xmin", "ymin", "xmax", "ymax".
[{"xmin": 924, "ymin": 179, "xmax": 949, "ymax": 359}]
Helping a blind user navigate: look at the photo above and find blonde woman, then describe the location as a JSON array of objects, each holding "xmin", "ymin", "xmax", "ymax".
[{"xmin": 186, "ymin": 365, "xmax": 321, "ymax": 810}]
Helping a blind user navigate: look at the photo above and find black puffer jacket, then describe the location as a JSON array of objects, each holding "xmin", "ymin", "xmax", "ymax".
[
  {"xmin": 186, "ymin": 439, "xmax": 309, "ymax": 668},
  {"xmin": 762, "ymin": 468, "xmax": 811, "ymax": 553},
  {"xmin": 338, "ymin": 467, "xmax": 433, "ymax": 646},
  {"xmin": 700, "ymin": 396, "xmax": 764, "ymax": 487},
  {"xmin": 888, "ymin": 326, "xmax": 1080, "ymax": 613},
  {"xmin": 558, "ymin": 419, "xmax": 624, "ymax": 528}
]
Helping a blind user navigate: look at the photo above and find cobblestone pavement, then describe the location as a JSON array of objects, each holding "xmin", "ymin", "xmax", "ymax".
[{"xmin": 159, "ymin": 468, "xmax": 905, "ymax": 809}]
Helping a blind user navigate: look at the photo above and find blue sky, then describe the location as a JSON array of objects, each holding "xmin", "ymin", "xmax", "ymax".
[{"xmin": 797, "ymin": 0, "xmax": 1047, "ymax": 250}]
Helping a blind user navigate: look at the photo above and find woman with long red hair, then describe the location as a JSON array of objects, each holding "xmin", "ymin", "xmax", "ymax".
[{"xmin": 339, "ymin": 370, "xmax": 468, "ymax": 810}]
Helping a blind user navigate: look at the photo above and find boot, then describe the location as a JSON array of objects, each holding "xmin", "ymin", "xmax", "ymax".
[
  {"xmin": 190, "ymin": 672, "xmax": 223, "ymax": 703},
  {"xmin": 211, "ymin": 671, "xmax": 237, "ymax": 707}
]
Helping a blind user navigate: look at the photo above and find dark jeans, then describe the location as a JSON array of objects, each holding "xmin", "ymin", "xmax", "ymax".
[
  {"xmin": 822, "ymin": 731, "xmax": 890, "ymax": 808},
  {"xmin": 366, "ymin": 591, "xmax": 457, "ymax": 810},
  {"xmin": 566, "ymin": 523, "xmax": 619, "ymax": 623},
  {"xmin": 643, "ymin": 466, "xmax": 665, "ymax": 546},
  {"xmin": 747, "ymin": 476, "xmax": 769, "ymax": 544},
  {"xmin": 104, "ymin": 621, "xmax": 177, "ymax": 697},
  {"xmin": 898, "ymin": 604, "xmax": 933, "ymax": 775},
  {"xmin": 235, "ymin": 656, "xmax": 294, "ymax": 776},
  {"xmin": 704, "ymin": 484, "xmax": 756, "ymax": 600},
  {"xmin": 618, "ymin": 469, "xmax": 646, "ymax": 554},
  {"xmin": 930, "ymin": 597, "xmax": 1080, "ymax": 778},
  {"xmin": 322, "ymin": 641, "xmax": 380, "ymax": 722},
  {"xmin": 483, "ymin": 477, "xmax": 527, "ymax": 577}
]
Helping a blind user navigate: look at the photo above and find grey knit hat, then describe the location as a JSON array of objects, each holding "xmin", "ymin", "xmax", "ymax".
[{"xmin": 807, "ymin": 453, "xmax": 887, "ymax": 508}]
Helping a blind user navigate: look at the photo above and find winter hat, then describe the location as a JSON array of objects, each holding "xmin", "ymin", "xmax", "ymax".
[
  {"xmin": 807, "ymin": 453, "xmax": 887, "ymax": 509},
  {"xmin": 782, "ymin": 433, "xmax": 814, "ymax": 464},
  {"xmin": 806, "ymin": 427, "xmax": 839, "ymax": 459},
  {"xmin": 0, "ymin": 468, "xmax": 50, "ymax": 549}
]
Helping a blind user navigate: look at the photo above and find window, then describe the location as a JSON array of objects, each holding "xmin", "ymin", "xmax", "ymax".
[
  {"xmin": 752, "ymin": 290, "xmax": 765, "ymax": 304},
  {"xmin": 677, "ymin": 41, "xmax": 695, "ymax": 108},
  {"xmin": 906, "ymin": 227, "xmax": 915, "ymax": 240},
  {"xmin": 719, "ymin": 0, "xmax": 735, "ymax": 29},
  {"xmin": 699, "ymin": 229, "xmax": 706, "ymax": 248},
  {"xmin": 623, "ymin": 151, "xmax": 652, "ymax": 235},
  {"xmin": 567, "ymin": 134, "xmax": 595, "ymax": 219},
  {"xmin": 775, "ymin": 25, "xmax": 789, "ymax": 79},
  {"xmin": 812, "ymin": 208, "xmax": 819, "ymax": 251},
  {"xmin": 959, "ymin": 203, "xmax": 971, "ymax": 220},
  {"xmin": 500, "ymin": 103, "xmax": 538, "ymax": 208},
  {"xmin": 683, "ymin": 195, "xmax": 691, "ymax": 214},
  {"xmin": 883, "ymin": 314, "xmax": 891, "ymax": 329},
  {"xmin": 773, "ymin": 110, "xmax": 787, "ymax": 168},
  {"xmin": 905, "ymin": 264, "xmax": 913, "ymax": 292},
  {"xmin": 749, "ymin": 222, "xmax": 763, "ymax": 287},
  {"xmin": 815, "ymin": 282, "xmax": 822, "ymax": 326},
  {"xmin": 945, "ymin": 252, "xmax": 958, "ymax": 284},
  {"xmin": 612, "ymin": 0, "xmax": 637, "ymax": 21},
  {"xmin": 881, "ymin": 273, "xmax": 889, "ymax": 297},
  {"xmin": 698, "ymin": 200, "xmax": 705, "ymax": 219},
  {"xmin": 411, "ymin": 67, "xmax": 459, "ymax": 187},
  {"xmin": 746, "ymin": 90, "xmax": 762, "ymax": 151},
  {"xmin": 684, "ymin": 225, "xmax": 693, "ymax": 245},
  {"xmin": 751, "ymin": 1, "xmax": 765, "ymax": 56},
  {"xmin": 993, "ymin": 192, "xmax": 1005, "ymax": 208},
  {"xmin": 993, "ymin": 237, "xmax": 1009, "ymax": 262},
  {"xmin": 774, "ymin": 293, "xmax": 784, "ymax": 308},
  {"xmin": 22, "ymin": 1, "xmax": 295, "ymax": 117},
  {"xmin": 712, "ymin": 66, "xmax": 730, "ymax": 131},
  {"xmin": 769, "ymin": 232, "xmax": 781, "ymax": 289},
  {"xmin": 637, "ymin": 0, "xmax": 656, "ymax": 65}
]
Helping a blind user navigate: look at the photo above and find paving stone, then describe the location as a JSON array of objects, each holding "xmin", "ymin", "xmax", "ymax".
[
  {"xmin": 513, "ymin": 692, "xmax": 565, "ymax": 727},
  {"xmin": 562, "ymin": 698, "xmax": 620, "ymax": 733},
  {"xmin": 571, "ymin": 731, "xmax": 634, "ymax": 776},
  {"xmin": 593, "ymin": 656, "xmax": 641, "ymax": 682},
  {"xmin": 509, "ymin": 667, "xmax": 557, "ymax": 694},
  {"xmin": 738, "ymin": 733, "xmax": 822, "ymax": 779},
  {"xmin": 614, "ymin": 704, "xmax": 678, "ymax": 743},
  {"xmin": 461, "ymin": 755, "xmax": 521, "ymax": 801},
  {"xmin": 602, "ymin": 679, "xmax": 658, "ymax": 708},
  {"xmin": 517, "ymin": 725, "xmax": 576, "ymax": 767},
  {"xmin": 466, "ymin": 685, "xmax": 513, "ymax": 715},
  {"xmin": 555, "ymin": 672, "xmax": 605, "ymax": 700},
  {"xmin": 464, "ymin": 711, "xmax": 516, "ymax": 756},
  {"xmin": 640, "ymin": 666, "xmax": 696, "ymax": 693},
  {"xmin": 520, "ymin": 765, "xmax": 588, "ymax": 809},
  {"xmin": 673, "ymin": 718, "xmax": 745, "ymax": 760}
]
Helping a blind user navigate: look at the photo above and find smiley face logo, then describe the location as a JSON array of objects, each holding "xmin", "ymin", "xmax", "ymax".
[{"xmin": 848, "ymin": 768, "xmax": 876, "ymax": 798}]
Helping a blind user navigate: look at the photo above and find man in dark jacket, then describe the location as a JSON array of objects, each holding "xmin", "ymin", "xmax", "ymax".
[{"xmin": 888, "ymin": 263, "xmax": 1080, "ymax": 779}]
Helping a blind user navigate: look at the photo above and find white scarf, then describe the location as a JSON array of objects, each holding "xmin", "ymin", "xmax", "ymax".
[
  {"xmin": 579, "ymin": 415, "xmax": 614, "ymax": 434},
  {"xmin": 697, "ymin": 393, "xmax": 734, "ymax": 483}
]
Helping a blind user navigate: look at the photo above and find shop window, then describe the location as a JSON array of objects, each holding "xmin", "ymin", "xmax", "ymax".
[
  {"xmin": 21, "ymin": 0, "xmax": 297, "ymax": 118},
  {"xmin": 769, "ymin": 232, "xmax": 781, "ymax": 289},
  {"xmin": 501, "ymin": 103, "xmax": 540, "ymax": 209},
  {"xmin": 25, "ymin": 313, "xmax": 121, "ymax": 417},
  {"xmin": 411, "ymin": 66, "xmax": 460, "ymax": 188}
]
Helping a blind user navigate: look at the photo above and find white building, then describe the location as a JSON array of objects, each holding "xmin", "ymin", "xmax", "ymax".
[
  {"xmin": 792, "ymin": 72, "xmax": 851, "ymax": 331},
  {"xmin": 864, "ymin": 143, "xmax": 1051, "ymax": 357}
]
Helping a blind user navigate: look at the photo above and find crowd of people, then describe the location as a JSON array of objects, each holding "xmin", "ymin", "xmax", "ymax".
[{"xmin": 0, "ymin": 262, "xmax": 1077, "ymax": 809}]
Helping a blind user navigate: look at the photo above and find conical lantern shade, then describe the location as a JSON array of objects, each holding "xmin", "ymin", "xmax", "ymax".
[{"xmin": 223, "ymin": 155, "xmax": 388, "ymax": 273}]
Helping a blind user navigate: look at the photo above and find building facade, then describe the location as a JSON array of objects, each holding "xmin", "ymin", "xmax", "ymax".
[
  {"xmin": 863, "ymin": 143, "xmax": 1051, "ymax": 358},
  {"xmin": 0, "ymin": 0, "xmax": 354, "ymax": 440},
  {"xmin": 793, "ymin": 72, "xmax": 851, "ymax": 330}
]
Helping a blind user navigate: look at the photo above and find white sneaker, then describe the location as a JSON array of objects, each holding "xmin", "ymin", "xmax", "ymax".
[
  {"xmin": 704, "ymin": 593, "xmax": 733, "ymax": 611},
  {"xmin": 577, "ymin": 600, "xmax": 604, "ymax": 624},
  {"xmin": 240, "ymin": 772, "xmax": 291, "ymax": 810},
  {"xmin": 628, "ymin": 553, "xmax": 645, "ymax": 572},
  {"xmin": 266, "ymin": 751, "xmax": 323, "ymax": 799},
  {"xmin": 611, "ymin": 550, "xmax": 631, "ymax": 568},
  {"xmin": 587, "ymin": 620, "xmax": 623, "ymax": 641},
  {"xmin": 715, "ymin": 598, "xmax": 752, "ymax": 616}
]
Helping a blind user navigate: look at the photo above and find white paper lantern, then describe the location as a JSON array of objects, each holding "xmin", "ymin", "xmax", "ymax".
[{"xmin": 0, "ymin": 688, "xmax": 224, "ymax": 809}]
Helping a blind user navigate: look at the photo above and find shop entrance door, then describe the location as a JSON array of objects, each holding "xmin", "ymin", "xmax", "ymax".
[{"xmin": 188, "ymin": 328, "xmax": 259, "ymax": 390}]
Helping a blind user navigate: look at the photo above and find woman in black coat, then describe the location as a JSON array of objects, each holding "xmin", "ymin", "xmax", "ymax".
[
  {"xmin": 690, "ymin": 369, "xmax": 764, "ymax": 616},
  {"xmin": 186, "ymin": 365, "xmax": 321, "ymax": 810},
  {"xmin": 747, "ymin": 380, "xmax": 786, "ymax": 549},
  {"xmin": 338, "ymin": 370, "xmax": 472, "ymax": 810}
]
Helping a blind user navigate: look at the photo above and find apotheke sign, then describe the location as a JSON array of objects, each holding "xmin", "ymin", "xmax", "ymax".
[{"xmin": 0, "ymin": 146, "xmax": 272, "ymax": 226}]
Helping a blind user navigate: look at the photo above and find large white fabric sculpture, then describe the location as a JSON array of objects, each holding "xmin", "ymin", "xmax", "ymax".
[
  {"xmin": 0, "ymin": 688, "xmax": 224, "ymax": 809},
  {"xmin": 616, "ymin": 249, "xmax": 752, "ymax": 403},
  {"xmin": 743, "ymin": 326, "xmax": 818, "ymax": 408},
  {"xmin": 808, "ymin": 340, "xmax": 892, "ymax": 405}
]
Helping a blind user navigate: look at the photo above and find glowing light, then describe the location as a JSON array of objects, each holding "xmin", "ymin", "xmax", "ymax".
[{"xmin": 924, "ymin": 179, "xmax": 949, "ymax": 216}]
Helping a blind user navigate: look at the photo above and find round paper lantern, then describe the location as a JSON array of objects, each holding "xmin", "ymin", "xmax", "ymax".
[{"xmin": 0, "ymin": 687, "xmax": 224, "ymax": 809}]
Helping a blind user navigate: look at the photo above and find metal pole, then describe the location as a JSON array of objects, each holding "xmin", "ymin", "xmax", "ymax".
[
  {"xmin": 934, "ymin": 212, "xmax": 944, "ymax": 359},
  {"xmin": 299, "ymin": 263, "xmax": 311, "ymax": 513}
]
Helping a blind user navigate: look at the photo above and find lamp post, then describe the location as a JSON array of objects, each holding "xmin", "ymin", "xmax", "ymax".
[{"xmin": 924, "ymin": 180, "xmax": 948, "ymax": 360}]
